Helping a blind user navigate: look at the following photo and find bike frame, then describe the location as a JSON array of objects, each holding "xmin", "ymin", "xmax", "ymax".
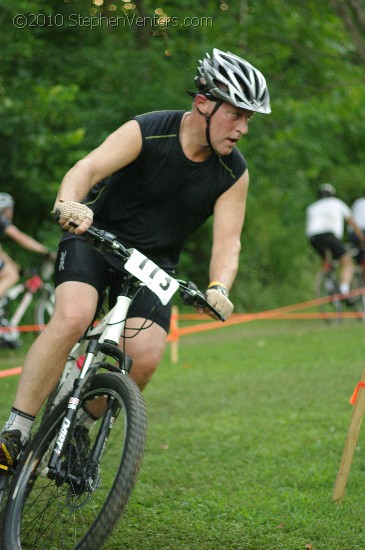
[
  {"xmin": 320, "ymin": 245, "xmax": 365, "ymax": 290},
  {"xmin": 6, "ymin": 276, "xmax": 43, "ymax": 327},
  {"xmin": 1, "ymin": 268, "xmax": 54, "ymax": 337},
  {"xmin": 316, "ymin": 245, "xmax": 365, "ymax": 322},
  {"xmin": 52, "ymin": 283, "xmax": 141, "ymax": 409}
]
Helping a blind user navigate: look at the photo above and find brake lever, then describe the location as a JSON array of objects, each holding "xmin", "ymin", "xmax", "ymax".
[
  {"xmin": 178, "ymin": 281, "xmax": 226, "ymax": 322},
  {"xmin": 83, "ymin": 227, "xmax": 129, "ymax": 259}
]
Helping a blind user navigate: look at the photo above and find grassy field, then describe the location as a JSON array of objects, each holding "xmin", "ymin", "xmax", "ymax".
[{"xmin": 1, "ymin": 319, "xmax": 365, "ymax": 549}]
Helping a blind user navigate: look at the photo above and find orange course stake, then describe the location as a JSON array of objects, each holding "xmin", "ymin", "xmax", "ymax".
[
  {"xmin": 169, "ymin": 305, "xmax": 179, "ymax": 364},
  {"xmin": 333, "ymin": 367, "xmax": 365, "ymax": 503}
]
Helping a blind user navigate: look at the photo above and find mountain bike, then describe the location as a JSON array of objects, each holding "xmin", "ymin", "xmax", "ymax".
[
  {"xmin": 0, "ymin": 225, "xmax": 225, "ymax": 550},
  {"xmin": 316, "ymin": 247, "xmax": 365, "ymax": 324},
  {"xmin": 0, "ymin": 256, "xmax": 55, "ymax": 348}
]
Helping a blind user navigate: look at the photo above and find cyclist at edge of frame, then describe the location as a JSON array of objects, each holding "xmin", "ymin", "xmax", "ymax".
[
  {"xmin": 0, "ymin": 193, "xmax": 51, "ymax": 340},
  {"xmin": 0, "ymin": 48, "xmax": 271, "ymax": 468},
  {"xmin": 305, "ymin": 183, "xmax": 365, "ymax": 300},
  {"xmin": 349, "ymin": 192, "xmax": 365, "ymax": 271}
]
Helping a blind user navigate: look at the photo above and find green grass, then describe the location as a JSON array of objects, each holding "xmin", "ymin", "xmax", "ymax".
[{"xmin": 2, "ymin": 320, "xmax": 365, "ymax": 549}]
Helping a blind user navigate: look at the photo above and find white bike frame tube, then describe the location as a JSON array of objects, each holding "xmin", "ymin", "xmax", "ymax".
[
  {"xmin": 78, "ymin": 295, "xmax": 132, "ymax": 379},
  {"xmin": 10, "ymin": 291, "xmax": 33, "ymax": 327},
  {"xmin": 54, "ymin": 295, "xmax": 133, "ymax": 403},
  {"xmin": 90, "ymin": 295, "xmax": 132, "ymax": 345}
]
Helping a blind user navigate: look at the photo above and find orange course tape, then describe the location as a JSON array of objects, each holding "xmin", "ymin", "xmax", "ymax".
[
  {"xmin": 0, "ymin": 325, "xmax": 45, "ymax": 334},
  {"xmin": 0, "ymin": 284, "xmax": 364, "ymax": 339},
  {"xmin": 0, "ymin": 367, "xmax": 22, "ymax": 378}
]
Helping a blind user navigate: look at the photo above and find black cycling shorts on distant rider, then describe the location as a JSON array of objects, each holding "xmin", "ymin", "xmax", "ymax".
[
  {"xmin": 54, "ymin": 237, "xmax": 172, "ymax": 333},
  {"xmin": 309, "ymin": 232, "xmax": 347, "ymax": 260}
]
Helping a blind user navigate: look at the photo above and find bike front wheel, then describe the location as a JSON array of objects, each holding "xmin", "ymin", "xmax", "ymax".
[{"xmin": 1, "ymin": 372, "xmax": 147, "ymax": 550}]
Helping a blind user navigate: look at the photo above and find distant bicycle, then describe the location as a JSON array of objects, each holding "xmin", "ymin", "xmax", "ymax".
[
  {"xmin": 316, "ymin": 246, "xmax": 365, "ymax": 324},
  {"xmin": 0, "ymin": 256, "xmax": 55, "ymax": 348}
]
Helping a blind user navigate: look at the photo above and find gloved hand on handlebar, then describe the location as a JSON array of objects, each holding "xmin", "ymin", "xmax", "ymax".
[
  {"xmin": 52, "ymin": 200, "xmax": 93, "ymax": 233},
  {"xmin": 205, "ymin": 282, "xmax": 234, "ymax": 320}
]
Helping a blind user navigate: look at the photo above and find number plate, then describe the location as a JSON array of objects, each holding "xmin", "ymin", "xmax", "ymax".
[{"xmin": 124, "ymin": 249, "xmax": 179, "ymax": 305}]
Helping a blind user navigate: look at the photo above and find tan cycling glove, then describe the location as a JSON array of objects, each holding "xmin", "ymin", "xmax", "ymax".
[
  {"xmin": 206, "ymin": 288, "xmax": 234, "ymax": 319},
  {"xmin": 53, "ymin": 201, "xmax": 93, "ymax": 227}
]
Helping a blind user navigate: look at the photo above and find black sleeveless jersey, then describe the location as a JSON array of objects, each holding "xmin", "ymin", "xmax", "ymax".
[{"xmin": 84, "ymin": 110, "xmax": 247, "ymax": 270}]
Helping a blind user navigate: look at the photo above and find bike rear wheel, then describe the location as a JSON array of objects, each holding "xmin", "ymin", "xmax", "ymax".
[
  {"xmin": 1, "ymin": 372, "xmax": 147, "ymax": 550},
  {"xmin": 316, "ymin": 271, "xmax": 342, "ymax": 324}
]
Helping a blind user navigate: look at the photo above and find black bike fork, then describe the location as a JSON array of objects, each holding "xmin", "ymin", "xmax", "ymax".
[{"xmin": 89, "ymin": 397, "xmax": 120, "ymax": 466}]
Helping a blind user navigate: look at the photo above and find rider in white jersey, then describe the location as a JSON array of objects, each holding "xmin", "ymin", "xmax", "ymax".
[
  {"xmin": 349, "ymin": 196, "xmax": 365, "ymax": 266},
  {"xmin": 305, "ymin": 183, "xmax": 365, "ymax": 296},
  {"xmin": 351, "ymin": 197, "xmax": 365, "ymax": 231}
]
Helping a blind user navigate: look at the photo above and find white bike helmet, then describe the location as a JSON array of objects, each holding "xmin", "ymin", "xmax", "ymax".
[
  {"xmin": 195, "ymin": 48, "xmax": 271, "ymax": 114},
  {"xmin": 318, "ymin": 183, "xmax": 336, "ymax": 198},
  {"xmin": 0, "ymin": 193, "xmax": 14, "ymax": 212},
  {"xmin": 188, "ymin": 49, "xmax": 270, "ymax": 151}
]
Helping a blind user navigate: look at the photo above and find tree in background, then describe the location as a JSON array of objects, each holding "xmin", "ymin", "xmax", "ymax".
[
  {"xmin": 1, "ymin": 0, "xmax": 364, "ymax": 310},
  {"xmin": 330, "ymin": 0, "xmax": 365, "ymax": 63}
]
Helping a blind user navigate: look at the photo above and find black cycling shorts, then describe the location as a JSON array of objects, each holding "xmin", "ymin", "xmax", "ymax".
[
  {"xmin": 309, "ymin": 232, "xmax": 346, "ymax": 260},
  {"xmin": 54, "ymin": 237, "xmax": 172, "ymax": 333}
]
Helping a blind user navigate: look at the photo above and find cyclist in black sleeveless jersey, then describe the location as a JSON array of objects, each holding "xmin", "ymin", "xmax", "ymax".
[{"xmin": 0, "ymin": 49, "xmax": 271, "ymax": 467}]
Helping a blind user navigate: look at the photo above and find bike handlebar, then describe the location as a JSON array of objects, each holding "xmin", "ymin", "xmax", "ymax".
[{"xmin": 67, "ymin": 222, "xmax": 226, "ymax": 322}]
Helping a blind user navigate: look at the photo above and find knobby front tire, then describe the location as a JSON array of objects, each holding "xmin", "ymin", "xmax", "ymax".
[{"xmin": 1, "ymin": 372, "xmax": 147, "ymax": 550}]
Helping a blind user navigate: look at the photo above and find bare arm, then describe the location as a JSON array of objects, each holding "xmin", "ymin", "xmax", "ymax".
[
  {"xmin": 209, "ymin": 170, "xmax": 249, "ymax": 290},
  {"xmin": 4, "ymin": 225, "xmax": 48, "ymax": 254},
  {"xmin": 54, "ymin": 119, "xmax": 143, "ymax": 233},
  {"xmin": 347, "ymin": 216, "xmax": 365, "ymax": 242}
]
